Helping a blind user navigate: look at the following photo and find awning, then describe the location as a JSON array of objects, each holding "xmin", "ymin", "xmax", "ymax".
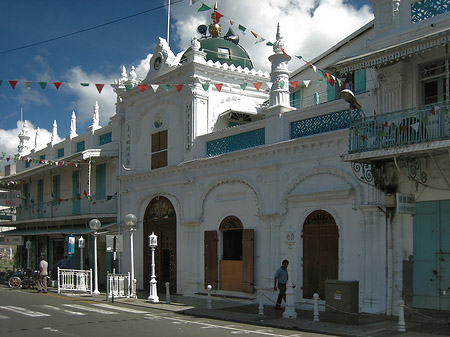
[
  {"xmin": 1, "ymin": 222, "xmax": 118, "ymax": 236},
  {"xmin": 336, "ymin": 27, "xmax": 450, "ymax": 73}
]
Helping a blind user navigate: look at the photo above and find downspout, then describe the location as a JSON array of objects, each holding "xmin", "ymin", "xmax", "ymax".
[{"xmin": 385, "ymin": 207, "xmax": 394, "ymax": 316}]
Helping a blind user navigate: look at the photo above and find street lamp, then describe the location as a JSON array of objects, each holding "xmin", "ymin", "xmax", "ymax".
[
  {"xmin": 25, "ymin": 239, "xmax": 31, "ymax": 269},
  {"xmin": 340, "ymin": 89, "xmax": 364, "ymax": 119},
  {"xmin": 78, "ymin": 236, "xmax": 85, "ymax": 270},
  {"xmin": 89, "ymin": 219, "xmax": 101, "ymax": 294},
  {"xmin": 148, "ymin": 232, "xmax": 159, "ymax": 303},
  {"xmin": 124, "ymin": 213, "xmax": 137, "ymax": 298}
]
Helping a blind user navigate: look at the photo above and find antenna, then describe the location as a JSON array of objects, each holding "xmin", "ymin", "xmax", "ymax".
[{"xmin": 167, "ymin": 0, "xmax": 171, "ymax": 46}]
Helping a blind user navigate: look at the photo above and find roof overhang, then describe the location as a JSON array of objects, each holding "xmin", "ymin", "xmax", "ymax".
[
  {"xmin": 336, "ymin": 27, "xmax": 450, "ymax": 74},
  {"xmin": 0, "ymin": 222, "xmax": 118, "ymax": 236}
]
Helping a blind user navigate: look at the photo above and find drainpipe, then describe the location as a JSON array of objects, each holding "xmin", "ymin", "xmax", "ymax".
[{"xmin": 385, "ymin": 208, "xmax": 394, "ymax": 315}]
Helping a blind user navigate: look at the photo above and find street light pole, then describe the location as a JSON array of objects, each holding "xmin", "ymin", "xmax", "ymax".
[
  {"xmin": 25, "ymin": 239, "xmax": 31, "ymax": 269},
  {"xmin": 148, "ymin": 232, "xmax": 159, "ymax": 303},
  {"xmin": 78, "ymin": 236, "xmax": 85, "ymax": 270},
  {"xmin": 124, "ymin": 213, "xmax": 137, "ymax": 298},
  {"xmin": 89, "ymin": 219, "xmax": 101, "ymax": 294}
]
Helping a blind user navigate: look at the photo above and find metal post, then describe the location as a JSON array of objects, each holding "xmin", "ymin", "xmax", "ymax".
[
  {"xmin": 93, "ymin": 231, "xmax": 99, "ymax": 294},
  {"xmin": 165, "ymin": 282, "xmax": 171, "ymax": 304},
  {"xmin": 258, "ymin": 289, "xmax": 264, "ymax": 315},
  {"xmin": 130, "ymin": 227, "xmax": 136, "ymax": 298},
  {"xmin": 148, "ymin": 232, "xmax": 159, "ymax": 303},
  {"xmin": 313, "ymin": 293, "xmax": 320, "ymax": 321},
  {"xmin": 207, "ymin": 285, "xmax": 212, "ymax": 309},
  {"xmin": 398, "ymin": 300, "xmax": 406, "ymax": 332}
]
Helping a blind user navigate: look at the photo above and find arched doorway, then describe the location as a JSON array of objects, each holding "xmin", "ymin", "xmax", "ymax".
[
  {"xmin": 302, "ymin": 210, "xmax": 339, "ymax": 299},
  {"xmin": 143, "ymin": 196, "xmax": 176, "ymax": 293}
]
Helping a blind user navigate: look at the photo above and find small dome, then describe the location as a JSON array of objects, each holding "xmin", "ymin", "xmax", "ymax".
[{"xmin": 181, "ymin": 37, "xmax": 254, "ymax": 70}]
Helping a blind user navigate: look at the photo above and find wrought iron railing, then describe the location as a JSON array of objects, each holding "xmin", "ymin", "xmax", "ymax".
[
  {"xmin": 16, "ymin": 195, "xmax": 117, "ymax": 221},
  {"xmin": 348, "ymin": 101, "xmax": 450, "ymax": 153},
  {"xmin": 206, "ymin": 128, "xmax": 265, "ymax": 157},
  {"xmin": 57, "ymin": 267, "xmax": 93, "ymax": 294},
  {"xmin": 107, "ymin": 272, "xmax": 131, "ymax": 300}
]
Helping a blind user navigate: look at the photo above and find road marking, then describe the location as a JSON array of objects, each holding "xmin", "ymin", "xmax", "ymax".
[
  {"xmin": 0, "ymin": 306, "xmax": 50, "ymax": 317},
  {"xmin": 62, "ymin": 304, "xmax": 118, "ymax": 315},
  {"xmin": 0, "ymin": 313, "xmax": 9, "ymax": 319},
  {"xmin": 92, "ymin": 303, "xmax": 148, "ymax": 314},
  {"xmin": 37, "ymin": 304, "xmax": 86, "ymax": 316}
]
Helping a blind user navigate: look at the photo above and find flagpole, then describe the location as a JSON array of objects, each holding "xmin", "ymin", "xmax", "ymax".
[{"xmin": 167, "ymin": 0, "xmax": 171, "ymax": 46}]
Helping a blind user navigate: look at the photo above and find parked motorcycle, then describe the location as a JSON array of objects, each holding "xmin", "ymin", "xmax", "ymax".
[{"xmin": 7, "ymin": 268, "xmax": 39, "ymax": 289}]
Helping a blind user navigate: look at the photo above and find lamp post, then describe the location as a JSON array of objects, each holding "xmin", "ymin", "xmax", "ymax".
[
  {"xmin": 148, "ymin": 232, "xmax": 159, "ymax": 303},
  {"xmin": 340, "ymin": 89, "xmax": 364, "ymax": 119},
  {"xmin": 78, "ymin": 236, "xmax": 85, "ymax": 270},
  {"xmin": 89, "ymin": 219, "xmax": 101, "ymax": 294},
  {"xmin": 25, "ymin": 239, "xmax": 31, "ymax": 269},
  {"xmin": 124, "ymin": 213, "xmax": 137, "ymax": 298}
]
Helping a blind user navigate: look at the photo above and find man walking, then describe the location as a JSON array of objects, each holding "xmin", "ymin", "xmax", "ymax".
[
  {"xmin": 274, "ymin": 259, "xmax": 289, "ymax": 310},
  {"xmin": 36, "ymin": 255, "xmax": 48, "ymax": 293}
]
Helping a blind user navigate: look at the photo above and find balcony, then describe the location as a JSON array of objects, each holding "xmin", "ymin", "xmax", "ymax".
[
  {"xmin": 16, "ymin": 195, "xmax": 117, "ymax": 222},
  {"xmin": 348, "ymin": 101, "xmax": 450, "ymax": 156}
]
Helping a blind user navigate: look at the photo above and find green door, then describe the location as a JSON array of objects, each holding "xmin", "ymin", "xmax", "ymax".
[{"xmin": 413, "ymin": 200, "xmax": 450, "ymax": 310}]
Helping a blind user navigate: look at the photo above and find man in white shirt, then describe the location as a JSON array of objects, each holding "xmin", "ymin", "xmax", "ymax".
[{"xmin": 36, "ymin": 255, "xmax": 48, "ymax": 293}]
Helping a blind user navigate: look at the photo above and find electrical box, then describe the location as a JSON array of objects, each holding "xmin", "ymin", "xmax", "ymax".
[{"xmin": 325, "ymin": 280, "xmax": 359, "ymax": 324}]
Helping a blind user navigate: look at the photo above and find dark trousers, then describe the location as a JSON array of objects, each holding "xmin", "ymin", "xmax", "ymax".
[{"xmin": 276, "ymin": 282, "xmax": 286, "ymax": 307}]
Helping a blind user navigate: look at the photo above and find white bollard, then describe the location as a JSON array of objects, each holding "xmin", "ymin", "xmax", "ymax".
[
  {"xmin": 207, "ymin": 285, "xmax": 212, "ymax": 309},
  {"xmin": 313, "ymin": 293, "xmax": 320, "ymax": 321},
  {"xmin": 398, "ymin": 300, "xmax": 406, "ymax": 332},
  {"xmin": 258, "ymin": 289, "xmax": 264, "ymax": 315},
  {"xmin": 165, "ymin": 282, "xmax": 171, "ymax": 304},
  {"xmin": 282, "ymin": 284, "xmax": 297, "ymax": 319}
]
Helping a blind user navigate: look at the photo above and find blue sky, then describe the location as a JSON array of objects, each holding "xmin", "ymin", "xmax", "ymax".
[{"xmin": 0, "ymin": 0, "xmax": 373, "ymax": 173}]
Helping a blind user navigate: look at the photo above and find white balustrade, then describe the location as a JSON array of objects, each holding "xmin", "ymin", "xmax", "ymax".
[
  {"xmin": 57, "ymin": 267, "xmax": 93, "ymax": 294},
  {"xmin": 107, "ymin": 272, "xmax": 131, "ymax": 300}
]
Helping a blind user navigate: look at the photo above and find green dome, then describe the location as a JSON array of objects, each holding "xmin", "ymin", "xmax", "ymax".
[{"xmin": 181, "ymin": 38, "xmax": 253, "ymax": 70}]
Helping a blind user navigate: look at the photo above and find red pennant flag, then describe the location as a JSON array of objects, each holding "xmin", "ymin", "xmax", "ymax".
[
  {"xmin": 214, "ymin": 83, "xmax": 223, "ymax": 92},
  {"xmin": 253, "ymin": 82, "xmax": 262, "ymax": 91},
  {"xmin": 281, "ymin": 48, "xmax": 288, "ymax": 56},
  {"xmin": 8, "ymin": 80, "xmax": 18, "ymax": 89},
  {"xmin": 95, "ymin": 84, "xmax": 104, "ymax": 93},
  {"xmin": 384, "ymin": 121, "xmax": 388, "ymax": 127},
  {"xmin": 138, "ymin": 84, "xmax": 147, "ymax": 93},
  {"xmin": 57, "ymin": 197, "xmax": 62, "ymax": 203},
  {"xmin": 400, "ymin": 125, "xmax": 408, "ymax": 132},
  {"xmin": 214, "ymin": 11, "xmax": 224, "ymax": 24},
  {"xmin": 175, "ymin": 84, "xmax": 184, "ymax": 92},
  {"xmin": 361, "ymin": 135, "xmax": 366, "ymax": 141},
  {"xmin": 83, "ymin": 190, "xmax": 88, "ymax": 197},
  {"xmin": 305, "ymin": 61, "xmax": 312, "ymax": 69},
  {"xmin": 251, "ymin": 31, "xmax": 258, "ymax": 38},
  {"xmin": 430, "ymin": 106, "xmax": 436, "ymax": 115},
  {"xmin": 325, "ymin": 72, "xmax": 335, "ymax": 86},
  {"xmin": 53, "ymin": 82, "xmax": 62, "ymax": 89},
  {"xmin": 290, "ymin": 81, "xmax": 299, "ymax": 89},
  {"xmin": 6, "ymin": 157, "xmax": 10, "ymax": 162},
  {"xmin": 20, "ymin": 156, "xmax": 25, "ymax": 161}
]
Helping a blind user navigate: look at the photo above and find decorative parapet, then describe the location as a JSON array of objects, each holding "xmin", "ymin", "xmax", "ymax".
[
  {"xmin": 206, "ymin": 128, "xmax": 265, "ymax": 157},
  {"xmin": 411, "ymin": 0, "xmax": 449, "ymax": 23}
]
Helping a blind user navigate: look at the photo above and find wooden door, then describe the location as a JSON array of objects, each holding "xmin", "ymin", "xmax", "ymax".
[
  {"xmin": 242, "ymin": 229, "xmax": 254, "ymax": 293},
  {"xmin": 204, "ymin": 231, "xmax": 218, "ymax": 290},
  {"xmin": 302, "ymin": 210, "xmax": 339, "ymax": 299}
]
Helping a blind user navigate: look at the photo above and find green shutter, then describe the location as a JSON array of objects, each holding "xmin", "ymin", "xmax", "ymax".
[
  {"xmin": 53, "ymin": 175, "xmax": 60, "ymax": 202},
  {"xmin": 327, "ymin": 79, "xmax": 337, "ymax": 101},
  {"xmin": 354, "ymin": 69, "xmax": 366, "ymax": 94},
  {"xmin": 290, "ymin": 90, "xmax": 301, "ymax": 109},
  {"xmin": 95, "ymin": 163, "xmax": 106, "ymax": 200}
]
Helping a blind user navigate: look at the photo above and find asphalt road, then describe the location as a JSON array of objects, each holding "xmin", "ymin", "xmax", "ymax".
[{"xmin": 0, "ymin": 286, "xmax": 333, "ymax": 337}]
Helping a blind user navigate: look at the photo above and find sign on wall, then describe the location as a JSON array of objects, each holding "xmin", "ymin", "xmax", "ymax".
[
  {"xmin": 67, "ymin": 235, "xmax": 75, "ymax": 255},
  {"xmin": 396, "ymin": 193, "xmax": 415, "ymax": 214}
]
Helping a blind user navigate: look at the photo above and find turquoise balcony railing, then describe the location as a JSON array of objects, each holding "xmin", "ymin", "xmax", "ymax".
[
  {"xmin": 206, "ymin": 128, "xmax": 265, "ymax": 157},
  {"xmin": 16, "ymin": 195, "xmax": 117, "ymax": 221},
  {"xmin": 348, "ymin": 101, "xmax": 450, "ymax": 153}
]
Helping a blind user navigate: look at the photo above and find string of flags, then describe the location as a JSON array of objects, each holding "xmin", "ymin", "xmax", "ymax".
[
  {"xmin": 0, "ymin": 152, "xmax": 89, "ymax": 167},
  {"xmin": 1, "ymin": 2, "xmax": 350, "ymax": 97}
]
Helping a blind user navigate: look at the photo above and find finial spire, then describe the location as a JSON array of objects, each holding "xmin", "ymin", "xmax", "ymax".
[
  {"xmin": 70, "ymin": 110, "xmax": 78, "ymax": 139},
  {"xmin": 51, "ymin": 120, "xmax": 58, "ymax": 146},
  {"xmin": 18, "ymin": 118, "xmax": 31, "ymax": 155},
  {"xmin": 209, "ymin": 1, "xmax": 221, "ymax": 37},
  {"xmin": 92, "ymin": 101, "xmax": 100, "ymax": 130}
]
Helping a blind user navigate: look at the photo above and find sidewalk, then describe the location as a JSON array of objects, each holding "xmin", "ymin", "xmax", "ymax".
[{"xmin": 62, "ymin": 288, "xmax": 449, "ymax": 337}]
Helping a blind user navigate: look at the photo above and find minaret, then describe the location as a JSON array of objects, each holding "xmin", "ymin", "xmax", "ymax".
[
  {"xmin": 268, "ymin": 23, "xmax": 291, "ymax": 108},
  {"xmin": 18, "ymin": 120, "xmax": 31, "ymax": 156},
  {"xmin": 129, "ymin": 66, "xmax": 137, "ymax": 85},
  {"xmin": 35, "ymin": 127, "xmax": 40, "ymax": 149},
  {"xmin": 69, "ymin": 110, "xmax": 78, "ymax": 139},
  {"xmin": 92, "ymin": 101, "xmax": 100, "ymax": 131},
  {"xmin": 51, "ymin": 120, "xmax": 58, "ymax": 146}
]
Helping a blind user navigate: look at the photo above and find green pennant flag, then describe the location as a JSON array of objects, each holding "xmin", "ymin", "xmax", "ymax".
[
  {"xmin": 124, "ymin": 84, "xmax": 133, "ymax": 91},
  {"xmin": 198, "ymin": 3, "xmax": 210, "ymax": 11},
  {"xmin": 266, "ymin": 42, "xmax": 273, "ymax": 47},
  {"xmin": 296, "ymin": 56, "xmax": 302, "ymax": 60},
  {"xmin": 317, "ymin": 79, "xmax": 323, "ymax": 87},
  {"xmin": 80, "ymin": 83, "xmax": 90, "ymax": 87},
  {"xmin": 238, "ymin": 24, "xmax": 247, "ymax": 33},
  {"xmin": 240, "ymin": 83, "xmax": 247, "ymax": 91},
  {"xmin": 162, "ymin": 84, "xmax": 171, "ymax": 92},
  {"xmin": 202, "ymin": 83, "xmax": 210, "ymax": 91},
  {"xmin": 38, "ymin": 82, "xmax": 47, "ymax": 89},
  {"xmin": 278, "ymin": 80, "xmax": 285, "ymax": 89},
  {"xmin": 1, "ymin": 152, "xmax": 5, "ymax": 158},
  {"xmin": 317, "ymin": 69, "xmax": 324, "ymax": 77},
  {"xmin": 377, "ymin": 130, "xmax": 385, "ymax": 137}
]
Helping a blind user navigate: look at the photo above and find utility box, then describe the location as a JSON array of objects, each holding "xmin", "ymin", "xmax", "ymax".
[{"xmin": 325, "ymin": 280, "xmax": 359, "ymax": 324}]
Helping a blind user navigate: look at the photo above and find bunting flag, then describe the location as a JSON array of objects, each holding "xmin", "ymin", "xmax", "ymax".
[
  {"xmin": 266, "ymin": 41, "xmax": 273, "ymax": 47},
  {"xmin": 53, "ymin": 82, "xmax": 62, "ymax": 89},
  {"xmin": 125, "ymin": 84, "xmax": 133, "ymax": 91},
  {"xmin": 266, "ymin": 82, "xmax": 273, "ymax": 90},
  {"xmin": 303, "ymin": 80, "xmax": 311, "ymax": 87},
  {"xmin": 24, "ymin": 81, "xmax": 33, "ymax": 89},
  {"xmin": 278, "ymin": 80, "xmax": 285, "ymax": 89},
  {"xmin": 9, "ymin": 80, "xmax": 18, "ymax": 89},
  {"xmin": 238, "ymin": 24, "xmax": 247, "ymax": 34},
  {"xmin": 202, "ymin": 83, "xmax": 210, "ymax": 91},
  {"xmin": 214, "ymin": 83, "xmax": 223, "ymax": 92},
  {"xmin": 138, "ymin": 84, "xmax": 147, "ymax": 93},
  {"xmin": 150, "ymin": 84, "xmax": 159, "ymax": 93},
  {"xmin": 214, "ymin": 11, "xmax": 224, "ymax": 24},
  {"xmin": 38, "ymin": 82, "xmax": 47, "ymax": 90},
  {"xmin": 281, "ymin": 48, "xmax": 288, "ymax": 56},
  {"xmin": 80, "ymin": 83, "xmax": 89, "ymax": 87},
  {"xmin": 240, "ymin": 83, "xmax": 247, "ymax": 91},
  {"xmin": 253, "ymin": 82, "xmax": 262, "ymax": 91},
  {"xmin": 162, "ymin": 84, "xmax": 171, "ymax": 92},
  {"xmin": 67, "ymin": 82, "xmax": 74, "ymax": 88},
  {"xmin": 198, "ymin": 3, "xmax": 210, "ymax": 11},
  {"xmin": 290, "ymin": 81, "xmax": 299, "ymax": 89},
  {"xmin": 317, "ymin": 79, "xmax": 323, "ymax": 87},
  {"xmin": 175, "ymin": 84, "xmax": 184, "ymax": 92},
  {"xmin": 95, "ymin": 84, "xmax": 104, "ymax": 93}
]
